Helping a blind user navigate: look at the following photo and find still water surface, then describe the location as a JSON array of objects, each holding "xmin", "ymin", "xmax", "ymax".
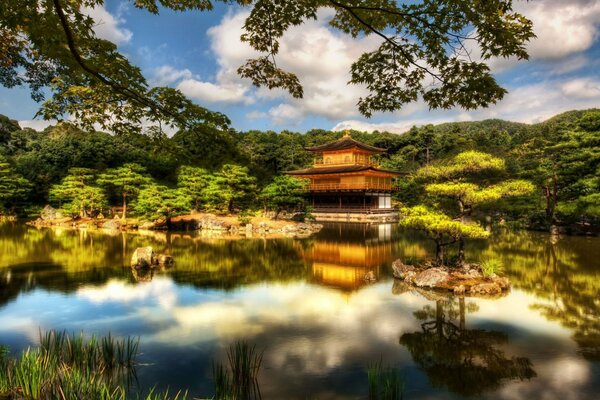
[{"xmin": 0, "ymin": 222, "xmax": 599, "ymax": 399}]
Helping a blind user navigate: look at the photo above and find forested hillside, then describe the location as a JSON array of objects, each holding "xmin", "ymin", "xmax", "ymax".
[{"xmin": 0, "ymin": 109, "xmax": 598, "ymax": 230}]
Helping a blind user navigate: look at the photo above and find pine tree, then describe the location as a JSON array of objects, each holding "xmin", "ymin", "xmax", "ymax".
[{"xmin": 97, "ymin": 164, "xmax": 151, "ymax": 219}]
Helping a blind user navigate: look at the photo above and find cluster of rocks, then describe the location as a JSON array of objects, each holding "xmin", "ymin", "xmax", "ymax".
[
  {"xmin": 130, "ymin": 247, "xmax": 173, "ymax": 269},
  {"xmin": 391, "ymin": 259, "xmax": 510, "ymax": 297},
  {"xmin": 244, "ymin": 222, "xmax": 322, "ymax": 237}
]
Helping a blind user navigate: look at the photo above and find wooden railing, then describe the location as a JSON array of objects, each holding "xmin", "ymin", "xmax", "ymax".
[
  {"xmin": 312, "ymin": 205, "xmax": 396, "ymax": 213},
  {"xmin": 308, "ymin": 183, "xmax": 395, "ymax": 191},
  {"xmin": 313, "ymin": 160, "xmax": 379, "ymax": 167}
]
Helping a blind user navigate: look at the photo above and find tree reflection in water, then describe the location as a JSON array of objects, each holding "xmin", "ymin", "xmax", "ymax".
[{"xmin": 398, "ymin": 289, "xmax": 536, "ymax": 396}]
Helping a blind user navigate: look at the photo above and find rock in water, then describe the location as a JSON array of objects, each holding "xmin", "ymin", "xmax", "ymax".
[
  {"xmin": 392, "ymin": 260, "xmax": 415, "ymax": 279},
  {"xmin": 41, "ymin": 205, "xmax": 59, "ymax": 220},
  {"xmin": 131, "ymin": 247, "xmax": 154, "ymax": 268},
  {"xmin": 157, "ymin": 254, "xmax": 174, "ymax": 267},
  {"xmin": 414, "ymin": 268, "xmax": 449, "ymax": 288},
  {"xmin": 469, "ymin": 282, "xmax": 502, "ymax": 296}
]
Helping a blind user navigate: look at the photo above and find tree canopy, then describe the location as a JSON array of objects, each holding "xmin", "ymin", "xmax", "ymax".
[{"xmin": 1, "ymin": 0, "xmax": 534, "ymax": 130}]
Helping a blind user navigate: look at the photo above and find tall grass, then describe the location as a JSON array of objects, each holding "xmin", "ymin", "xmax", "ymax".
[
  {"xmin": 0, "ymin": 330, "xmax": 141, "ymax": 400},
  {"xmin": 213, "ymin": 341, "xmax": 264, "ymax": 400},
  {"xmin": 367, "ymin": 360, "xmax": 405, "ymax": 400}
]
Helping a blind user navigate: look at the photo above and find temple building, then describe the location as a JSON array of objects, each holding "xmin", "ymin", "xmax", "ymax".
[{"xmin": 286, "ymin": 133, "xmax": 401, "ymax": 222}]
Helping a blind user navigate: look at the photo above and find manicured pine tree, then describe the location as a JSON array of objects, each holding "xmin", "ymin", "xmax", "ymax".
[
  {"xmin": 204, "ymin": 164, "xmax": 257, "ymax": 214},
  {"xmin": 49, "ymin": 168, "xmax": 107, "ymax": 217},
  {"xmin": 0, "ymin": 155, "xmax": 31, "ymax": 215},
  {"xmin": 416, "ymin": 151, "xmax": 534, "ymax": 265},
  {"xmin": 134, "ymin": 184, "xmax": 190, "ymax": 226},
  {"xmin": 260, "ymin": 176, "xmax": 307, "ymax": 218},
  {"xmin": 400, "ymin": 205, "xmax": 489, "ymax": 265},
  {"xmin": 177, "ymin": 166, "xmax": 215, "ymax": 211},
  {"xmin": 97, "ymin": 163, "xmax": 150, "ymax": 219}
]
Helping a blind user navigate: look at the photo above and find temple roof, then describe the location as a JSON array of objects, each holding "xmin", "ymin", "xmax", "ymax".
[
  {"xmin": 305, "ymin": 133, "xmax": 386, "ymax": 154},
  {"xmin": 286, "ymin": 165, "xmax": 402, "ymax": 176}
]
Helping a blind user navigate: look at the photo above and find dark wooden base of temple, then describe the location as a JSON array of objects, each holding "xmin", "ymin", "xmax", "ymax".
[
  {"xmin": 307, "ymin": 192, "xmax": 397, "ymax": 222},
  {"xmin": 311, "ymin": 210, "xmax": 399, "ymax": 223}
]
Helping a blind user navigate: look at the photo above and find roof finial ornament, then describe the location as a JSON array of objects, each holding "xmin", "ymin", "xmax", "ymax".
[{"xmin": 343, "ymin": 130, "xmax": 352, "ymax": 139}]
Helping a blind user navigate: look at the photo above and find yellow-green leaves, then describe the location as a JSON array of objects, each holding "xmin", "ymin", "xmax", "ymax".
[
  {"xmin": 417, "ymin": 151, "xmax": 505, "ymax": 179},
  {"xmin": 400, "ymin": 205, "xmax": 490, "ymax": 241}
]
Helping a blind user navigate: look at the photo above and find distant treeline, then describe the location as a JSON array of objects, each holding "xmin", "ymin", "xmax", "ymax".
[{"xmin": 0, "ymin": 109, "xmax": 598, "ymax": 228}]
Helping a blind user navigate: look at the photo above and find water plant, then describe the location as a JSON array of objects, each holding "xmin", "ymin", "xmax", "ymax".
[
  {"xmin": 367, "ymin": 360, "xmax": 405, "ymax": 400},
  {"xmin": 212, "ymin": 341, "xmax": 264, "ymax": 400},
  {"xmin": 0, "ymin": 330, "xmax": 141, "ymax": 400},
  {"xmin": 481, "ymin": 259, "xmax": 505, "ymax": 278}
]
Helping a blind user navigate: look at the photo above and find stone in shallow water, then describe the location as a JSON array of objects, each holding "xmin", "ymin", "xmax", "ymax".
[
  {"xmin": 414, "ymin": 268, "xmax": 449, "ymax": 288},
  {"xmin": 131, "ymin": 247, "xmax": 154, "ymax": 268},
  {"xmin": 392, "ymin": 259, "xmax": 415, "ymax": 279},
  {"xmin": 469, "ymin": 282, "xmax": 502, "ymax": 295}
]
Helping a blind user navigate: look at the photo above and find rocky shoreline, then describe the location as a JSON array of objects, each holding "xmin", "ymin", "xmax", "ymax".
[
  {"xmin": 27, "ymin": 206, "xmax": 322, "ymax": 238},
  {"xmin": 392, "ymin": 259, "xmax": 510, "ymax": 297}
]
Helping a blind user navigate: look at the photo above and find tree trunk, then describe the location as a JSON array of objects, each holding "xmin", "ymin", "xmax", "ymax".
[
  {"xmin": 435, "ymin": 240, "xmax": 444, "ymax": 265},
  {"xmin": 228, "ymin": 199, "xmax": 234, "ymax": 214},
  {"xmin": 457, "ymin": 238, "xmax": 465, "ymax": 267},
  {"xmin": 459, "ymin": 297, "xmax": 465, "ymax": 331}
]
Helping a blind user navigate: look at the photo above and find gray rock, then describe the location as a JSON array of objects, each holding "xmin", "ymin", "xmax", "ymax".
[
  {"xmin": 139, "ymin": 221, "xmax": 155, "ymax": 230},
  {"xmin": 41, "ymin": 205, "xmax": 61, "ymax": 220},
  {"xmin": 453, "ymin": 285, "xmax": 466, "ymax": 295},
  {"xmin": 392, "ymin": 259, "xmax": 415, "ymax": 280},
  {"xmin": 102, "ymin": 219, "xmax": 122, "ymax": 230},
  {"xmin": 469, "ymin": 282, "xmax": 502, "ymax": 296},
  {"xmin": 494, "ymin": 276, "xmax": 511, "ymax": 290},
  {"xmin": 414, "ymin": 268, "xmax": 449, "ymax": 288},
  {"xmin": 131, "ymin": 247, "xmax": 155, "ymax": 268},
  {"xmin": 156, "ymin": 254, "xmax": 174, "ymax": 267}
]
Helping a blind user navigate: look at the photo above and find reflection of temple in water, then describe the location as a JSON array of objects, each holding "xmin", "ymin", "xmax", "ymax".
[{"xmin": 303, "ymin": 223, "xmax": 394, "ymax": 291}]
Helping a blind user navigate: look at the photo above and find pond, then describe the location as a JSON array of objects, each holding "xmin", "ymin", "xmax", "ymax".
[{"xmin": 0, "ymin": 222, "xmax": 599, "ymax": 399}]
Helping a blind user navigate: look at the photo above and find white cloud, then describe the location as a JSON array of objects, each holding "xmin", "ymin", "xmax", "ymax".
[
  {"xmin": 18, "ymin": 119, "xmax": 56, "ymax": 131},
  {"xmin": 82, "ymin": 6, "xmax": 132, "ymax": 45},
  {"xmin": 177, "ymin": 79, "xmax": 254, "ymax": 104},
  {"xmin": 518, "ymin": 0, "xmax": 600, "ymax": 60},
  {"xmin": 150, "ymin": 65, "xmax": 193, "ymax": 86},
  {"xmin": 199, "ymin": 10, "xmax": 380, "ymax": 123},
  {"xmin": 268, "ymin": 104, "xmax": 304, "ymax": 125},
  {"xmin": 332, "ymin": 77, "xmax": 600, "ymax": 133},
  {"xmin": 561, "ymin": 78, "xmax": 600, "ymax": 99}
]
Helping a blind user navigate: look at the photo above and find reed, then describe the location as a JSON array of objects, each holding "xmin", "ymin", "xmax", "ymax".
[
  {"xmin": 212, "ymin": 341, "xmax": 264, "ymax": 400},
  {"xmin": 367, "ymin": 361, "xmax": 404, "ymax": 400},
  {"xmin": 0, "ymin": 330, "xmax": 142, "ymax": 400}
]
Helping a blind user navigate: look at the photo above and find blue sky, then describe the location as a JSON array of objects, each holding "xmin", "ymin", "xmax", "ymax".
[{"xmin": 2, "ymin": 0, "xmax": 600, "ymax": 133}]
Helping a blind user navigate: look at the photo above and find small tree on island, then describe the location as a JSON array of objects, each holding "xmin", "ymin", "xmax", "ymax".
[
  {"xmin": 97, "ymin": 163, "xmax": 150, "ymax": 219},
  {"xmin": 260, "ymin": 176, "xmax": 306, "ymax": 219},
  {"xmin": 400, "ymin": 206, "xmax": 489, "ymax": 265},
  {"xmin": 49, "ymin": 168, "xmax": 107, "ymax": 217},
  {"xmin": 416, "ymin": 151, "xmax": 534, "ymax": 265}
]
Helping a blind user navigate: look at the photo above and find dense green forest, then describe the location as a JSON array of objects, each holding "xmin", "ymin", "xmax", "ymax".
[{"xmin": 0, "ymin": 109, "xmax": 598, "ymax": 231}]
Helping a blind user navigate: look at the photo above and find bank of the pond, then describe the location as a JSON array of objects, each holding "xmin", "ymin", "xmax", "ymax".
[{"xmin": 26, "ymin": 211, "xmax": 323, "ymax": 238}]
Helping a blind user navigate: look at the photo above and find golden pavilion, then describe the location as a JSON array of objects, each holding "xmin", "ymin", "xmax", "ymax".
[{"xmin": 286, "ymin": 133, "xmax": 401, "ymax": 222}]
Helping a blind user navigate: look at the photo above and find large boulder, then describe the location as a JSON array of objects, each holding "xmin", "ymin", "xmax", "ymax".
[
  {"xmin": 131, "ymin": 247, "xmax": 155, "ymax": 268},
  {"xmin": 414, "ymin": 268, "xmax": 449, "ymax": 288}
]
